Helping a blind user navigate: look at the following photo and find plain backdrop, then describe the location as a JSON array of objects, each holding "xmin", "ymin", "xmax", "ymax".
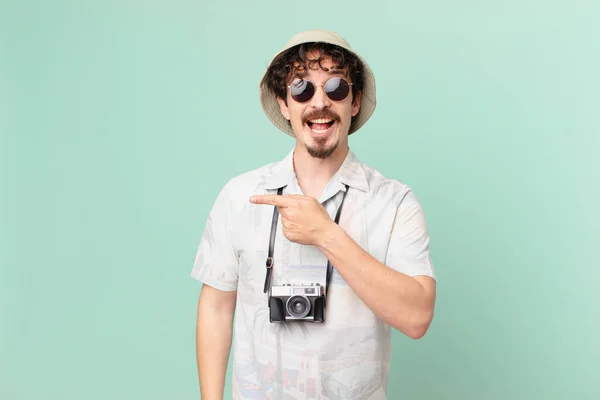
[{"xmin": 1, "ymin": 0, "xmax": 599, "ymax": 399}]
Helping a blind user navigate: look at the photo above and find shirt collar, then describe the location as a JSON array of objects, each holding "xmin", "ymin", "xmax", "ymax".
[{"xmin": 259, "ymin": 148, "xmax": 369, "ymax": 194}]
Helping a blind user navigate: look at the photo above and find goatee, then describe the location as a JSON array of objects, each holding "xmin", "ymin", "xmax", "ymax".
[{"xmin": 307, "ymin": 139, "xmax": 339, "ymax": 159}]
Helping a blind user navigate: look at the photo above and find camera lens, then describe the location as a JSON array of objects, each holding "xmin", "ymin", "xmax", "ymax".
[{"xmin": 286, "ymin": 295, "xmax": 311, "ymax": 318}]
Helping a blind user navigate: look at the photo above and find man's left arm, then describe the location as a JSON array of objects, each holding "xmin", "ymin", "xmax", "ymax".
[
  {"xmin": 316, "ymin": 190, "xmax": 436, "ymax": 339},
  {"xmin": 250, "ymin": 190, "xmax": 436, "ymax": 339}
]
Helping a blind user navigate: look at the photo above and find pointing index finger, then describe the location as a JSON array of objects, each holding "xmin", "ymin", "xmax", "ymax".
[{"xmin": 249, "ymin": 194, "xmax": 293, "ymax": 207}]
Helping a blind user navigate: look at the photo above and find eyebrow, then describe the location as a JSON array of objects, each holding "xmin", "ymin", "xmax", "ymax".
[
  {"xmin": 327, "ymin": 69, "xmax": 346, "ymax": 76},
  {"xmin": 327, "ymin": 68, "xmax": 348, "ymax": 77}
]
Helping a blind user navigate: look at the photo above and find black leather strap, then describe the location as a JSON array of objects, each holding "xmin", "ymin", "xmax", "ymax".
[
  {"xmin": 263, "ymin": 186, "xmax": 283, "ymax": 293},
  {"xmin": 263, "ymin": 185, "xmax": 350, "ymax": 300},
  {"xmin": 324, "ymin": 185, "xmax": 349, "ymax": 306}
]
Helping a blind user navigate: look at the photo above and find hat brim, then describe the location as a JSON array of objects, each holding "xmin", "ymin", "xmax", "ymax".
[{"xmin": 259, "ymin": 30, "xmax": 376, "ymax": 137}]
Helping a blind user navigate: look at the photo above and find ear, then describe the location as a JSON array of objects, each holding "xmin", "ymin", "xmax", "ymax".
[
  {"xmin": 276, "ymin": 97, "xmax": 291, "ymax": 121},
  {"xmin": 351, "ymin": 91, "xmax": 362, "ymax": 117}
]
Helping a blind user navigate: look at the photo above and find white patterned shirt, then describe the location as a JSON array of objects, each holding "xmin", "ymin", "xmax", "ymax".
[{"xmin": 191, "ymin": 148, "xmax": 436, "ymax": 400}]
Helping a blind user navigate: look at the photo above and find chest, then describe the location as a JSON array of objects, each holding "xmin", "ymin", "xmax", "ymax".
[{"xmin": 234, "ymin": 190, "xmax": 395, "ymax": 295}]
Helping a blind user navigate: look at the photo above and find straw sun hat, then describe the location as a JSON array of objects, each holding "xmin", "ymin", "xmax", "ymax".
[{"xmin": 259, "ymin": 29, "xmax": 376, "ymax": 137}]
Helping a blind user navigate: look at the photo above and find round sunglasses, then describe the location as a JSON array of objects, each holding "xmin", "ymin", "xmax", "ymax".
[{"xmin": 288, "ymin": 77, "xmax": 353, "ymax": 103}]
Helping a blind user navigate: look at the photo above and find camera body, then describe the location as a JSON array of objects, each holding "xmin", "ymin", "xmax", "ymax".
[{"xmin": 268, "ymin": 283, "xmax": 325, "ymax": 323}]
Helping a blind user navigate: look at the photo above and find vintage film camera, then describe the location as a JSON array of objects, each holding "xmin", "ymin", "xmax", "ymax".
[{"xmin": 268, "ymin": 283, "xmax": 325, "ymax": 322}]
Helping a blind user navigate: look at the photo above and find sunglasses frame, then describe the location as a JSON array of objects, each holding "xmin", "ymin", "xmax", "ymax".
[{"xmin": 287, "ymin": 77, "xmax": 354, "ymax": 103}]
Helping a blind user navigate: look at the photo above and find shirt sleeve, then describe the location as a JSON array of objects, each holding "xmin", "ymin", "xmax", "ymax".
[
  {"xmin": 384, "ymin": 189, "xmax": 436, "ymax": 279},
  {"xmin": 190, "ymin": 182, "xmax": 239, "ymax": 291}
]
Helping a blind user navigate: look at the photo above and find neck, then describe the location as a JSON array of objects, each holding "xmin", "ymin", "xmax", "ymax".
[{"xmin": 292, "ymin": 144, "xmax": 349, "ymax": 199}]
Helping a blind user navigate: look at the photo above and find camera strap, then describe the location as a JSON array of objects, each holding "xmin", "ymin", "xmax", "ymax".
[
  {"xmin": 263, "ymin": 184, "xmax": 350, "ymax": 303},
  {"xmin": 262, "ymin": 186, "xmax": 284, "ymax": 294}
]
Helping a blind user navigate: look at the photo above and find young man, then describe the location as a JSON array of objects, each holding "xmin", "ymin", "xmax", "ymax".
[{"xmin": 192, "ymin": 29, "xmax": 436, "ymax": 400}]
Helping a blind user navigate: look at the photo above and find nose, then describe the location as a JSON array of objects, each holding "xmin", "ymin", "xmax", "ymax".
[{"xmin": 310, "ymin": 84, "xmax": 331, "ymax": 110}]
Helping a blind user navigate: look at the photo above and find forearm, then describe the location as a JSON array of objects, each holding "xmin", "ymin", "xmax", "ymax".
[
  {"xmin": 317, "ymin": 223, "xmax": 435, "ymax": 338},
  {"xmin": 196, "ymin": 298, "xmax": 235, "ymax": 399}
]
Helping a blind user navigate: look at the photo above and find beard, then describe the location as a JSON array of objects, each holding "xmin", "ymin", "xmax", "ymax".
[
  {"xmin": 302, "ymin": 108, "xmax": 341, "ymax": 159},
  {"xmin": 307, "ymin": 137, "xmax": 339, "ymax": 159}
]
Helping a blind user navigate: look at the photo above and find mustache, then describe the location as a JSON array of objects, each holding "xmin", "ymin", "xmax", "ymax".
[{"xmin": 302, "ymin": 109, "xmax": 340, "ymax": 124}]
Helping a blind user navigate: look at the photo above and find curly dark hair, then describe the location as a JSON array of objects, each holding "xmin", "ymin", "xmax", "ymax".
[{"xmin": 261, "ymin": 42, "xmax": 364, "ymax": 105}]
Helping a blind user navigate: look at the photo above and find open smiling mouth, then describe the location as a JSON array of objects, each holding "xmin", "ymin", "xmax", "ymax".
[{"xmin": 306, "ymin": 118, "xmax": 335, "ymax": 134}]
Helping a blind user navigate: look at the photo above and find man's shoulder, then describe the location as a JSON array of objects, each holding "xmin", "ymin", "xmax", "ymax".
[
  {"xmin": 358, "ymin": 159, "xmax": 415, "ymax": 205},
  {"xmin": 218, "ymin": 156, "xmax": 285, "ymax": 198}
]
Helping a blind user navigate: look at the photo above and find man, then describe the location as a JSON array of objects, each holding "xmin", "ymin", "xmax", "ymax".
[{"xmin": 192, "ymin": 29, "xmax": 436, "ymax": 400}]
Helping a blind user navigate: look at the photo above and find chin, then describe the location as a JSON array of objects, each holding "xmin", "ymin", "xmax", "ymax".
[{"xmin": 306, "ymin": 139, "xmax": 339, "ymax": 159}]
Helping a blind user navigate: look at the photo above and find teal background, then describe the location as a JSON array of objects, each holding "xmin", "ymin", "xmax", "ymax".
[{"xmin": 2, "ymin": 0, "xmax": 599, "ymax": 399}]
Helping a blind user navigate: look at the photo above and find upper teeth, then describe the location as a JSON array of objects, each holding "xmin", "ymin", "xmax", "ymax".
[{"xmin": 309, "ymin": 119, "xmax": 333, "ymax": 124}]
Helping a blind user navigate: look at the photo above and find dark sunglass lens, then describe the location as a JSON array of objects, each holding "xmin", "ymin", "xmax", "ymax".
[
  {"xmin": 290, "ymin": 79, "xmax": 314, "ymax": 102},
  {"xmin": 325, "ymin": 78, "xmax": 350, "ymax": 101}
]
